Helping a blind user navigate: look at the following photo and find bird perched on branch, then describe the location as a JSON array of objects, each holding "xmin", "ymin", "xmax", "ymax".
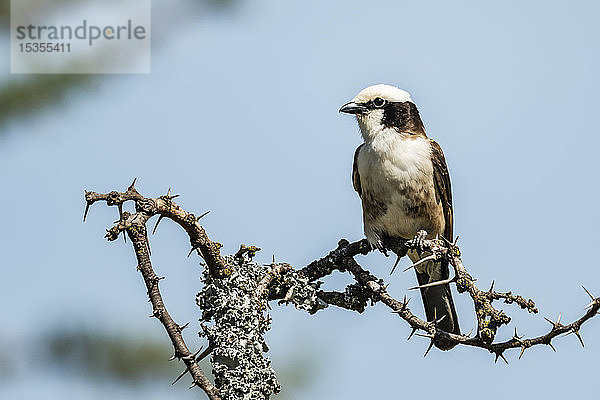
[{"xmin": 340, "ymin": 84, "xmax": 459, "ymax": 349}]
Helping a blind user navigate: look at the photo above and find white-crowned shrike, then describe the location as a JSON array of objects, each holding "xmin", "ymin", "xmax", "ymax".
[{"xmin": 340, "ymin": 84, "xmax": 459, "ymax": 348}]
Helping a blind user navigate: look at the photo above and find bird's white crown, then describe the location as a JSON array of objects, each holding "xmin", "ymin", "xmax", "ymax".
[{"xmin": 352, "ymin": 84, "xmax": 413, "ymax": 104}]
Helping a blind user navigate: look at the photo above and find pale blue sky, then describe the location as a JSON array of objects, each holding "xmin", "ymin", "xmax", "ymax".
[{"xmin": 1, "ymin": 0, "xmax": 599, "ymax": 398}]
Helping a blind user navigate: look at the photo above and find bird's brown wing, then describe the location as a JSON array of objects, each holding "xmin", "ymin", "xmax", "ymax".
[
  {"xmin": 430, "ymin": 140, "xmax": 453, "ymax": 242},
  {"xmin": 415, "ymin": 140, "xmax": 459, "ymax": 343},
  {"xmin": 352, "ymin": 144, "xmax": 364, "ymax": 196}
]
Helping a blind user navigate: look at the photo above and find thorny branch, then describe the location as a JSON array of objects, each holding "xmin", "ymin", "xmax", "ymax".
[
  {"xmin": 290, "ymin": 236, "xmax": 598, "ymax": 361},
  {"xmin": 85, "ymin": 180, "xmax": 222, "ymax": 400},
  {"xmin": 85, "ymin": 182, "xmax": 600, "ymax": 398}
]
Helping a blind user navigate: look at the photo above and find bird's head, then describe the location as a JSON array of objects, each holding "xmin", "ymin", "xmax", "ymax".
[{"xmin": 339, "ymin": 84, "xmax": 426, "ymax": 141}]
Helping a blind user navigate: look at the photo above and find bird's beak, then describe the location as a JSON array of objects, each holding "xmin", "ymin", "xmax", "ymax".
[{"xmin": 339, "ymin": 101, "xmax": 367, "ymax": 115}]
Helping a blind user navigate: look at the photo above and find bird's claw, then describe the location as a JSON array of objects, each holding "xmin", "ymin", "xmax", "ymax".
[{"xmin": 372, "ymin": 240, "xmax": 389, "ymax": 257}]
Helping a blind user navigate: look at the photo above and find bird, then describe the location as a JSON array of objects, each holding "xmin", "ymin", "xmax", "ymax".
[{"xmin": 339, "ymin": 84, "xmax": 459, "ymax": 349}]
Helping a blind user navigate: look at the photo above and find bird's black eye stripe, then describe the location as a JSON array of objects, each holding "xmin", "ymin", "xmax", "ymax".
[{"xmin": 372, "ymin": 97, "xmax": 386, "ymax": 108}]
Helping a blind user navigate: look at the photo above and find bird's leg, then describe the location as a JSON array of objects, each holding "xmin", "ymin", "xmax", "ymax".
[{"xmin": 408, "ymin": 230, "xmax": 428, "ymax": 256}]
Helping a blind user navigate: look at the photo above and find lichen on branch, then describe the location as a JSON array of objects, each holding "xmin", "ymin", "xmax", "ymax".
[{"xmin": 196, "ymin": 256, "xmax": 281, "ymax": 399}]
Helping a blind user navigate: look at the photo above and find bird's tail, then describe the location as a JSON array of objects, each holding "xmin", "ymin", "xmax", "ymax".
[{"xmin": 414, "ymin": 262, "xmax": 460, "ymax": 350}]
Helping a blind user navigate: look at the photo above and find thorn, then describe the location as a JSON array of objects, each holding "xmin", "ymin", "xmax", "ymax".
[
  {"xmin": 415, "ymin": 333, "xmax": 434, "ymax": 339},
  {"xmin": 488, "ymin": 280, "xmax": 495, "ymax": 293},
  {"xmin": 83, "ymin": 202, "xmax": 91, "ymax": 222},
  {"xmin": 179, "ymin": 322, "xmax": 190, "ymax": 331},
  {"xmin": 548, "ymin": 341, "xmax": 556, "ymax": 352},
  {"xmin": 173, "ymin": 349, "xmax": 204, "ymax": 384},
  {"xmin": 168, "ymin": 354, "xmax": 177, "ymax": 361},
  {"xmin": 403, "ymin": 254, "xmax": 436, "ymax": 272},
  {"xmin": 494, "ymin": 352, "xmax": 509, "ymax": 364},
  {"xmin": 187, "ymin": 247, "xmax": 196, "ymax": 258},
  {"xmin": 128, "ymin": 177, "xmax": 137, "ymax": 191},
  {"xmin": 152, "ymin": 215, "xmax": 165, "ymax": 235},
  {"xmin": 513, "ymin": 327, "xmax": 522, "ymax": 340},
  {"xmin": 392, "ymin": 298, "xmax": 410, "ymax": 314},
  {"xmin": 544, "ymin": 314, "xmax": 563, "ymax": 328},
  {"xmin": 423, "ymin": 340, "xmax": 435, "ymax": 357},
  {"xmin": 453, "ymin": 235, "xmax": 460, "ymax": 245},
  {"xmin": 407, "ymin": 327, "xmax": 418, "ymax": 341},
  {"xmin": 196, "ymin": 210, "xmax": 210, "ymax": 220},
  {"xmin": 192, "ymin": 347, "xmax": 203, "ymax": 358},
  {"xmin": 163, "ymin": 187, "xmax": 180, "ymax": 201},
  {"xmin": 117, "ymin": 203, "xmax": 123, "ymax": 219},
  {"xmin": 582, "ymin": 285, "xmax": 595, "ymax": 301},
  {"xmin": 573, "ymin": 329, "xmax": 585, "ymax": 348},
  {"xmin": 584, "ymin": 301, "xmax": 595, "ymax": 310},
  {"xmin": 408, "ymin": 277, "xmax": 454, "ymax": 291},
  {"xmin": 435, "ymin": 315, "xmax": 447, "ymax": 326},
  {"xmin": 122, "ymin": 231, "xmax": 127, "ymax": 243},
  {"xmin": 390, "ymin": 255, "xmax": 401, "ymax": 275},
  {"xmin": 188, "ymin": 381, "xmax": 197, "ymax": 389},
  {"xmin": 519, "ymin": 346, "xmax": 526, "ymax": 360},
  {"xmin": 145, "ymin": 232, "xmax": 152, "ymax": 256},
  {"xmin": 196, "ymin": 345, "xmax": 213, "ymax": 362},
  {"xmin": 465, "ymin": 328, "xmax": 473, "ymax": 337}
]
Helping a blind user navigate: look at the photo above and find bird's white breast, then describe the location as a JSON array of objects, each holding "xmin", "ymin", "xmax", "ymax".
[
  {"xmin": 360, "ymin": 131, "xmax": 432, "ymax": 178},
  {"xmin": 357, "ymin": 130, "xmax": 442, "ymax": 245}
]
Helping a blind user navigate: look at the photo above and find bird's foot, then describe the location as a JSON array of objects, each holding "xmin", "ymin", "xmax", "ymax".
[
  {"xmin": 408, "ymin": 230, "xmax": 428, "ymax": 256},
  {"xmin": 372, "ymin": 240, "xmax": 389, "ymax": 257}
]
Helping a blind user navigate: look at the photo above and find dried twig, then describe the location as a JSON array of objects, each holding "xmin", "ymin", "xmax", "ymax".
[{"xmin": 84, "ymin": 181, "xmax": 222, "ymax": 400}]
